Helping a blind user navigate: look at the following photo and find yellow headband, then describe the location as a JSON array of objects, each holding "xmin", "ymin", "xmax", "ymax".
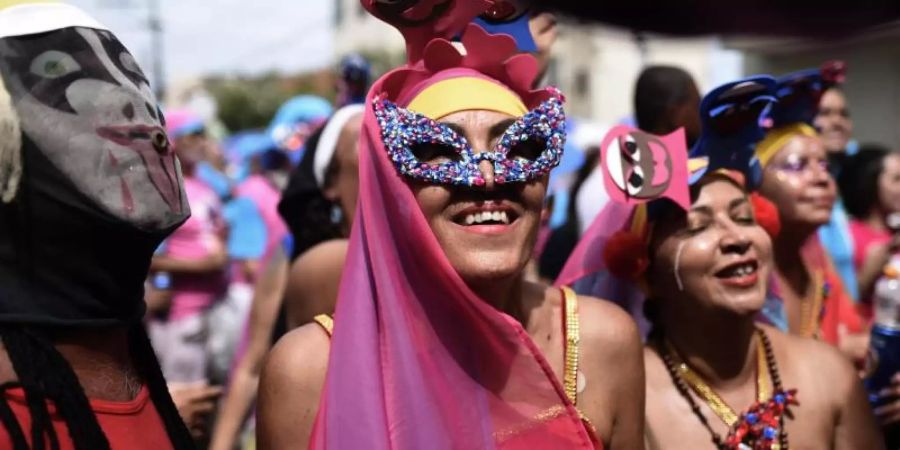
[
  {"xmin": 406, "ymin": 77, "xmax": 528, "ymax": 120},
  {"xmin": 755, "ymin": 123, "xmax": 818, "ymax": 168},
  {"xmin": 0, "ymin": 0, "xmax": 57, "ymax": 9}
]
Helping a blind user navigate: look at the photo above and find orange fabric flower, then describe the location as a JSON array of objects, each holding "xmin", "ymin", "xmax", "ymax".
[
  {"xmin": 751, "ymin": 193, "xmax": 781, "ymax": 238},
  {"xmin": 603, "ymin": 231, "xmax": 649, "ymax": 280}
]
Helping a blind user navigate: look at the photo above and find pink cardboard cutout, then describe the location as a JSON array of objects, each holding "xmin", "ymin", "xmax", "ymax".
[{"xmin": 599, "ymin": 125, "xmax": 690, "ymax": 209}]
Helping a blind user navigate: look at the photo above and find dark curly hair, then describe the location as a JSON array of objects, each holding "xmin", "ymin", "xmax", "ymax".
[
  {"xmin": 277, "ymin": 120, "xmax": 343, "ymax": 261},
  {"xmin": 634, "ymin": 65, "xmax": 696, "ymax": 132},
  {"xmin": 838, "ymin": 145, "xmax": 894, "ymax": 220}
]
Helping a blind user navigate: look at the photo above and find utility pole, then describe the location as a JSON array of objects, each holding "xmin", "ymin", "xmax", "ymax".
[
  {"xmin": 96, "ymin": 0, "xmax": 165, "ymax": 98},
  {"xmin": 147, "ymin": 0, "xmax": 165, "ymax": 99}
]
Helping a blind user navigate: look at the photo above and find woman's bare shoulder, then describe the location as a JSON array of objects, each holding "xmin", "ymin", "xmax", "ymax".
[
  {"xmin": 575, "ymin": 294, "xmax": 643, "ymax": 363},
  {"xmin": 264, "ymin": 323, "xmax": 332, "ymax": 387},
  {"xmin": 285, "ymin": 239, "xmax": 349, "ymax": 326},
  {"xmin": 258, "ymin": 323, "xmax": 333, "ymax": 447},
  {"xmin": 290, "ymin": 239, "xmax": 349, "ymax": 281},
  {"xmin": 760, "ymin": 325, "xmax": 859, "ymax": 401},
  {"xmin": 761, "ymin": 324, "xmax": 850, "ymax": 368}
]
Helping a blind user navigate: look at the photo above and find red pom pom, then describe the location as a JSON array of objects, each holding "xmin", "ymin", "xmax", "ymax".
[
  {"xmin": 603, "ymin": 231, "xmax": 649, "ymax": 280},
  {"xmin": 751, "ymin": 193, "xmax": 781, "ymax": 238}
]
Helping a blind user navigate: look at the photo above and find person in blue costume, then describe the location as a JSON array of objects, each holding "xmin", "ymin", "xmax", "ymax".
[
  {"xmin": 463, "ymin": 0, "xmax": 558, "ymax": 84},
  {"xmin": 267, "ymin": 95, "xmax": 333, "ymax": 165},
  {"xmin": 336, "ymin": 53, "xmax": 371, "ymax": 107}
]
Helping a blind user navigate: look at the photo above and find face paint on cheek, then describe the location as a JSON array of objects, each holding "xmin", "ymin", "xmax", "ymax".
[
  {"xmin": 673, "ymin": 240, "xmax": 687, "ymax": 292},
  {"xmin": 107, "ymin": 151, "xmax": 134, "ymax": 214},
  {"xmin": 773, "ymin": 170, "xmax": 802, "ymax": 189}
]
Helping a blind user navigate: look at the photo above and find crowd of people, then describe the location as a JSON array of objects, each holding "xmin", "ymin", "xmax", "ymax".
[{"xmin": 1, "ymin": 1, "xmax": 900, "ymax": 449}]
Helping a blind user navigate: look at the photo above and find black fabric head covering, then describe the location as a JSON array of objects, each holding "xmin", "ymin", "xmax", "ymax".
[
  {"xmin": 0, "ymin": 4, "xmax": 194, "ymax": 450},
  {"xmin": 277, "ymin": 122, "xmax": 341, "ymax": 260},
  {"xmin": 0, "ymin": 11, "xmax": 188, "ymax": 327}
]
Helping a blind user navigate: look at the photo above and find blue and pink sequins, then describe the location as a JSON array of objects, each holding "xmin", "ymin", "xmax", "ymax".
[{"xmin": 373, "ymin": 92, "xmax": 566, "ymax": 187}]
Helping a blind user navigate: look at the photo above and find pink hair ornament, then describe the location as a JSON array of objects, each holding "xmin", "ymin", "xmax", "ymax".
[{"xmin": 599, "ymin": 125, "xmax": 691, "ymax": 210}]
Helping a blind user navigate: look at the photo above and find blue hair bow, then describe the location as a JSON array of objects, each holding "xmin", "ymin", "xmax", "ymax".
[{"xmin": 689, "ymin": 75, "xmax": 777, "ymax": 187}]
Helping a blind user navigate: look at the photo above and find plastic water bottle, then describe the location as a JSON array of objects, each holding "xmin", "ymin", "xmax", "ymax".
[
  {"xmin": 869, "ymin": 253, "xmax": 900, "ymax": 448},
  {"xmin": 865, "ymin": 266, "xmax": 900, "ymax": 404}
]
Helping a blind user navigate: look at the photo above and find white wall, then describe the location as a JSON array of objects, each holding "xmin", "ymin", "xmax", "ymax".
[
  {"xmin": 739, "ymin": 33, "xmax": 900, "ymax": 149},
  {"xmin": 333, "ymin": 0, "xmax": 404, "ymax": 56},
  {"xmin": 552, "ymin": 25, "xmax": 741, "ymax": 124}
]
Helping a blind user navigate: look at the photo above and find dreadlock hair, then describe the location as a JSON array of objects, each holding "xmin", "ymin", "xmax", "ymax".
[{"xmin": 0, "ymin": 324, "xmax": 195, "ymax": 450}]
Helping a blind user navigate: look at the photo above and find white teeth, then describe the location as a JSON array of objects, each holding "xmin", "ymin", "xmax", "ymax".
[
  {"xmin": 462, "ymin": 211, "xmax": 512, "ymax": 225},
  {"xmin": 732, "ymin": 264, "xmax": 755, "ymax": 276}
]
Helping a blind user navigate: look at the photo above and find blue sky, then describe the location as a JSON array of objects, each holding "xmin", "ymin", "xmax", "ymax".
[{"xmin": 69, "ymin": 0, "xmax": 335, "ymax": 85}]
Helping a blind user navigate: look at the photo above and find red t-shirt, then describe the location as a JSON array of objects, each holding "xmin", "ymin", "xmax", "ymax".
[
  {"xmin": 0, "ymin": 386, "xmax": 174, "ymax": 450},
  {"xmin": 806, "ymin": 238, "xmax": 864, "ymax": 345},
  {"xmin": 849, "ymin": 219, "xmax": 892, "ymax": 321},
  {"xmin": 849, "ymin": 219, "xmax": 891, "ymax": 274}
]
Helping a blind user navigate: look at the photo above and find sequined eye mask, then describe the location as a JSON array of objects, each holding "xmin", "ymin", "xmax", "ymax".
[{"xmin": 373, "ymin": 92, "xmax": 566, "ymax": 186}]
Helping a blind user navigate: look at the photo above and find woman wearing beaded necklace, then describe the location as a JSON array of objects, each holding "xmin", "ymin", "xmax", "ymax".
[
  {"xmin": 642, "ymin": 175, "xmax": 880, "ymax": 449},
  {"xmin": 559, "ymin": 77, "xmax": 881, "ymax": 449},
  {"xmin": 754, "ymin": 66, "xmax": 867, "ymax": 359}
]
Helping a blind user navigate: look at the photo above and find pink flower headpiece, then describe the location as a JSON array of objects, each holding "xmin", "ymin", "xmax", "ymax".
[{"xmin": 380, "ymin": 23, "xmax": 554, "ymax": 110}]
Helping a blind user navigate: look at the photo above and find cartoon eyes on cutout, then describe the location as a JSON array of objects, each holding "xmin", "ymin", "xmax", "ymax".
[
  {"xmin": 621, "ymin": 139, "xmax": 644, "ymax": 196},
  {"xmin": 604, "ymin": 129, "xmax": 673, "ymax": 200},
  {"xmin": 600, "ymin": 126, "xmax": 690, "ymax": 208},
  {"xmin": 622, "ymin": 134, "xmax": 640, "ymax": 162},
  {"xmin": 30, "ymin": 51, "xmax": 81, "ymax": 79}
]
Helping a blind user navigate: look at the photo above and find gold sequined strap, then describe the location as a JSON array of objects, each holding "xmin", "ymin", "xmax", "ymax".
[
  {"xmin": 561, "ymin": 286, "xmax": 580, "ymax": 406},
  {"xmin": 800, "ymin": 270, "xmax": 825, "ymax": 339},
  {"xmin": 313, "ymin": 314, "xmax": 334, "ymax": 337}
]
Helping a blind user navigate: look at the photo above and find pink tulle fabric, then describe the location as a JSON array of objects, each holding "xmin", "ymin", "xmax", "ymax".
[
  {"xmin": 554, "ymin": 202, "xmax": 651, "ymax": 336},
  {"xmin": 308, "ymin": 48, "xmax": 594, "ymax": 450}
]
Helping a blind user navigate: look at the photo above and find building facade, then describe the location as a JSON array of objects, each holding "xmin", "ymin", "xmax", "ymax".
[
  {"xmin": 729, "ymin": 24, "xmax": 900, "ymax": 149},
  {"xmin": 332, "ymin": 6, "xmax": 741, "ymax": 127}
]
